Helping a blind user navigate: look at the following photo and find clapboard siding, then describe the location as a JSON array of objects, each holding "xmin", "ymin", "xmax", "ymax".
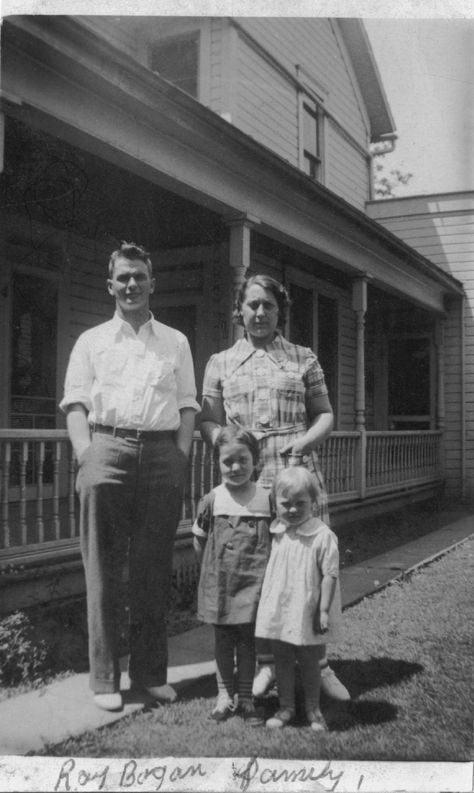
[
  {"xmin": 209, "ymin": 17, "xmax": 226, "ymax": 113},
  {"xmin": 233, "ymin": 38, "xmax": 298, "ymax": 164},
  {"xmin": 367, "ymin": 192, "xmax": 473, "ymax": 500},
  {"xmin": 326, "ymin": 131, "xmax": 368, "ymax": 210},
  {"xmin": 79, "ymin": 17, "xmax": 372, "ymax": 208},
  {"xmin": 235, "ymin": 18, "xmax": 368, "ymax": 143},
  {"xmin": 444, "ymin": 300, "xmax": 463, "ymax": 495},
  {"xmin": 216, "ymin": 18, "xmax": 371, "ymax": 207}
]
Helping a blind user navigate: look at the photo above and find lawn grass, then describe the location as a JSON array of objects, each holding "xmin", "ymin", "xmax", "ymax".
[{"xmin": 41, "ymin": 536, "xmax": 474, "ymax": 762}]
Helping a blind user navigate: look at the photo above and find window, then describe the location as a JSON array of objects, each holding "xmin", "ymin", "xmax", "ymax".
[
  {"xmin": 388, "ymin": 337, "xmax": 432, "ymax": 429},
  {"xmin": 150, "ymin": 34, "xmax": 199, "ymax": 98},
  {"xmin": 288, "ymin": 281, "xmax": 338, "ymax": 416},
  {"xmin": 10, "ymin": 272, "xmax": 58, "ymax": 429},
  {"xmin": 302, "ymin": 99, "xmax": 321, "ymax": 180}
]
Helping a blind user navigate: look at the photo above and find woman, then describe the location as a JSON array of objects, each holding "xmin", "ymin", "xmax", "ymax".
[{"xmin": 200, "ymin": 273, "xmax": 349, "ymax": 702}]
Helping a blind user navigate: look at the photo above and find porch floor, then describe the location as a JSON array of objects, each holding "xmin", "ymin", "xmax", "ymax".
[{"xmin": 0, "ymin": 513, "xmax": 472, "ymax": 755}]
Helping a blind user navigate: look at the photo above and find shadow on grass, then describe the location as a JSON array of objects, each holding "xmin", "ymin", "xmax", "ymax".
[
  {"xmin": 175, "ymin": 673, "xmax": 218, "ymax": 702},
  {"xmin": 329, "ymin": 657, "xmax": 424, "ymax": 700},
  {"xmin": 132, "ymin": 657, "xmax": 422, "ymax": 732},
  {"xmin": 319, "ymin": 656, "xmax": 423, "ymax": 730}
]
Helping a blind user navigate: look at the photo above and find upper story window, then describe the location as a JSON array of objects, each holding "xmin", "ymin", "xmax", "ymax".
[
  {"xmin": 302, "ymin": 98, "xmax": 321, "ymax": 179},
  {"xmin": 301, "ymin": 97, "xmax": 322, "ymax": 181},
  {"xmin": 150, "ymin": 33, "xmax": 199, "ymax": 98},
  {"xmin": 296, "ymin": 65, "xmax": 327, "ymax": 183}
]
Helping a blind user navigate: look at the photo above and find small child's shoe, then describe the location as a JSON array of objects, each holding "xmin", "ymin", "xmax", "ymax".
[
  {"xmin": 252, "ymin": 664, "xmax": 275, "ymax": 697},
  {"xmin": 306, "ymin": 709, "xmax": 327, "ymax": 731},
  {"xmin": 210, "ymin": 693, "xmax": 236, "ymax": 722},
  {"xmin": 320, "ymin": 665, "xmax": 350, "ymax": 701},
  {"xmin": 238, "ymin": 700, "xmax": 264, "ymax": 727},
  {"xmin": 265, "ymin": 707, "xmax": 295, "ymax": 728}
]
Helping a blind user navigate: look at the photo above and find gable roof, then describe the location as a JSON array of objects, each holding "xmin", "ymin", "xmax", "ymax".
[{"xmin": 338, "ymin": 18, "xmax": 397, "ymax": 142}]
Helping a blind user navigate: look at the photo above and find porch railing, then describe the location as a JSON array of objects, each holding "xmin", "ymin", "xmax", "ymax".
[
  {"xmin": 0, "ymin": 429, "xmax": 443, "ymax": 561},
  {"xmin": 366, "ymin": 430, "xmax": 442, "ymax": 494}
]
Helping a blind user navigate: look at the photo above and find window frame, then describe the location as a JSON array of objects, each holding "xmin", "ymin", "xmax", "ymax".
[
  {"xmin": 296, "ymin": 70, "xmax": 327, "ymax": 184},
  {"xmin": 284, "ymin": 267, "xmax": 340, "ymax": 425},
  {"xmin": 301, "ymin": 96, "xmax": 323, "ymax": 181},
  {"xmin": 149, "ymin": 30, "xmax": 202, "ymax": 100}
]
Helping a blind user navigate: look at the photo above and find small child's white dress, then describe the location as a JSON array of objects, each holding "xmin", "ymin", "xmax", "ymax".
[{"xmin": 255, "ymin": 516, "xmax": 342, "ymax": 645}]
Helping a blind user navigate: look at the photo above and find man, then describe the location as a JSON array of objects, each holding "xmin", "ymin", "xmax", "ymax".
[{"xmin": 60, "ymin": 242, "xmax": 199, "ymax": 711}]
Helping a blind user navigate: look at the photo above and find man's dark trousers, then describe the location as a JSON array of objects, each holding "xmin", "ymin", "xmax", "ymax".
[{"xmin": 76, "ymin": 432, "xmax": 187, "ymax": 693}]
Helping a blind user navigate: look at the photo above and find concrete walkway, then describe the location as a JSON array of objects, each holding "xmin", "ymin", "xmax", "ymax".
[{"xmin": 0, "ymin": 514, "xmax": 472, "ymax": 756}]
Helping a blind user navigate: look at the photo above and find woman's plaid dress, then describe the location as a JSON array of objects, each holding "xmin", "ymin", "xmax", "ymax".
[{"xmin": 202, "ymin": 334, "xmax": 330, "ymax": 524}]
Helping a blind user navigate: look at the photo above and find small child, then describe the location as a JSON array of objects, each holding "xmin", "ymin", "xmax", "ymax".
[
  {"xmin": 255, "ymin": 466, "xmax": 342, "ymax": 731},
  {"xmin": 193, "ymin": 426, "xmax": 272, "ymax": 725}
]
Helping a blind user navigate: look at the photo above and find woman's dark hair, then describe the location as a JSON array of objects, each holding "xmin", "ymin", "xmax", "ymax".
[
  {"xmin": 213, "ymin": 425, "xmax": 260, "ymax": 466},
  {"xmin": 233, "ymin": 274, "xmax": 291, "ymax": 328}
]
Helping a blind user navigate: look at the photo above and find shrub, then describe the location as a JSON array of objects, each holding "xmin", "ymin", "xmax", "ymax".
[{"xmin": 0, "ymin": 611, "xmax": 49, "ymax": 686}]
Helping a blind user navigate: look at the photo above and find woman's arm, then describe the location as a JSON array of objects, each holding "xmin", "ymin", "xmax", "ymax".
[
  {"xmin": 200, "ymin": 394, "xmax": 227, "ymax": 446},
  {"xmin": 280, "ymin": 394, "xmax": 334, "ymax": 457}
]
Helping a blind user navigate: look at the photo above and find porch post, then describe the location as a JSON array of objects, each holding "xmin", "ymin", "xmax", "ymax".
[
  {"xmin": 226, "ymin": 213, "xmax": 260, "ymax": 343},
  {"xmin": 352, "ymin": 276, "xmax": 368, "ymax": 498}
]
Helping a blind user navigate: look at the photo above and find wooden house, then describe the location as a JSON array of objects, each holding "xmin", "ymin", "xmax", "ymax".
[
  {"xmin": 367, "ymin": 191, "xmax": 474, "ymax": 504},
  {"xmin": 0, "ymin": 16, "xmax": 465, "ymax": 608}
]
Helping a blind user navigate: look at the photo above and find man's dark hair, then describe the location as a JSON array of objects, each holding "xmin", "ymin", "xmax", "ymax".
[{"xmin": 108, "ymin": 242, "xmax": 153, "ymax": 277}]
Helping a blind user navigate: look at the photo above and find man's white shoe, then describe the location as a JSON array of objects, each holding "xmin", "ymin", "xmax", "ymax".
[
  {"xmin": 252, "ymin": 665, "xmax": 275, "ymax": 697},
  {"xmin": 320, "ymin": 666, "xmax": 350, "ymax": 701},
  {"xmin": 94, "ymin": 692, "xmax": 123, "ymax": 711}
]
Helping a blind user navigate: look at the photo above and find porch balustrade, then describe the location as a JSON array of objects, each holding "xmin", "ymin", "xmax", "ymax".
[
  {"xmin": 366, "ymin": 430, "xmax": 442, "ymax": 494},
  {"xmin": 0, "ymin": 428, "xmax": 443, "ymax": 561}
]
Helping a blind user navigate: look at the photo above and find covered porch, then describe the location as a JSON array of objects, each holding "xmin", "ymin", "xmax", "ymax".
[{"xmin": 0, "ymin": 16, "xmax": 464, "ymax": 608}]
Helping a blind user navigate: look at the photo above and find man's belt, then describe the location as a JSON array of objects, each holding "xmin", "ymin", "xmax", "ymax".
[{"xmin": 92, "ymin": 424, "xmax": 175, "ymax": 442}]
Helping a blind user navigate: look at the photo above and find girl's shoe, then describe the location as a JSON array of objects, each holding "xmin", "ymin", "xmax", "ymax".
[
  {"xmin": 252, "ymin": 665, "xmax": 275, "ymax": 697},
  {"xmin": 306, "ymin": 709, "xmax": 327, "ymax": 731},
  {"xmin": 238, "ymin": 700, "xmax": 265, "ymax": 727},
  {"xmin": 210, "ymin": 693, "xmax": 236, "ymax": 722},
  {"xmin": 265, "ymin": 708, "xmax": 295, "ymax": 728},
  {"xmin": 320, "ymin": 665, "xmax": 350, "ymax": 701}
]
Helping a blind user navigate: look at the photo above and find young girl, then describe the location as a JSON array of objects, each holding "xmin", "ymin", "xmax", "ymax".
[
  {"xmin": 193, "ymin": 426, "xmax": 272, "ymax": 725},
  {"xmin": 255, "ymin": 466, "xmax": 342, "ymax": 731}
]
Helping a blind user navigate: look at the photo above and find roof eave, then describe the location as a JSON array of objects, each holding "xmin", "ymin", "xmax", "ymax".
[{"xmin": 337, "ymin": 18, "xmax": 397, "ymax": 142}]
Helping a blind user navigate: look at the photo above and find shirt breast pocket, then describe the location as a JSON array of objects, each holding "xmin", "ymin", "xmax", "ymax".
[
  {"xmin": 151, "ymin": 360, "xmax": 176, "ymax": 391},
  {"xmin": 222, "ymin": 374, "xmax": 253, "ymax": 421},
  {"xmin": 275, "ymin": 369, "xmax": 305, "ymax": 400}
]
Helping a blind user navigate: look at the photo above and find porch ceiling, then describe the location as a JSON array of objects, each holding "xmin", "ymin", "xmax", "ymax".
[{"xmin": 2, "ymin": 15, "xmax": 464, "ymax": 313}]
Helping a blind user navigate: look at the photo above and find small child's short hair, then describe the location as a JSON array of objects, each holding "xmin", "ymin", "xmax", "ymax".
[
  {"xmin": 272, "ymin": 466, "xmax": 319, "ymax": 502},
  {"xmin": 213, "ymin": 425, "xmax": 260, "ymax": 466}
]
